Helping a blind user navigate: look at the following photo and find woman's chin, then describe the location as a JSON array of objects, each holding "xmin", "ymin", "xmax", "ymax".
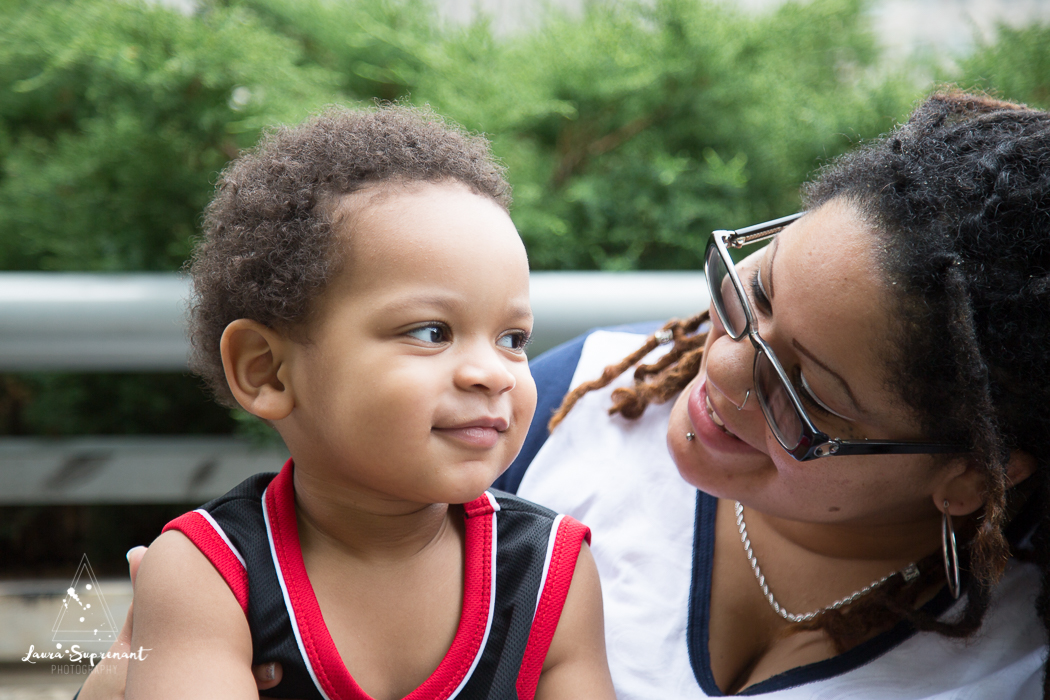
[
  {"xmin": 666, "ymin": 391, "xmax": 713, "ymax": 490},
  {"xmin": 666, "ymin": 386, "xmax": 770, "ymax": 494}
]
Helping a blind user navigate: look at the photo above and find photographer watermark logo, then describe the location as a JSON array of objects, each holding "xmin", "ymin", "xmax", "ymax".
[
  {"xmin": 52, "ymin": 553, "xmax": 117, "ymax": 643},
  {"xmin": 21, "ymin": 553, "xmax": 150, "ymax": 670}
]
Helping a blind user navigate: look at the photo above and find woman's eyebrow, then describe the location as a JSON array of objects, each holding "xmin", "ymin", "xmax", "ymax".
[{"xmin": 792, "ymin": 338, "xmax": 866, "ymax": 416}]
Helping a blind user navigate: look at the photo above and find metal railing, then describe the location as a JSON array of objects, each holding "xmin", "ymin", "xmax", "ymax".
[
  {"xmin": 0, "ymin": 272, "xmax": 708, "ymax": 370},
  {"xmin": 0, "ymin": 271, "xmax": 709, "ymax": 504}
]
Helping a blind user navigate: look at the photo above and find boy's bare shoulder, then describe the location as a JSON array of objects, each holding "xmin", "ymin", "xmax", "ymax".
[
  {"xmin": 133, "ymin": 530, "xmax": 240, "ymax": 614},
  {"xmin": 124, "ymin": 530, "xmax": 256, "ymax": 700},
  {"xmin": 536, "ymin": 543, "xmax": 616, "ymax": 700}
]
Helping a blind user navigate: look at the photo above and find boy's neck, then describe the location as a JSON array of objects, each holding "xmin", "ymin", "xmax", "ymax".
[{"xmin": 292, "ymin": 466, "xmax": 456, "ymax": 562}]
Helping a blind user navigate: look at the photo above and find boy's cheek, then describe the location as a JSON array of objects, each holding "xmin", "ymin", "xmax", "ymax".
[{"xmin": 515, "ymin": 371, "xmax": 539, "ymax": 426}]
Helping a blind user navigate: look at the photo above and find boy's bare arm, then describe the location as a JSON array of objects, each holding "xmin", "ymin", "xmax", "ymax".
[
  {"xmin": 124, "ymin": 531, "xmax": 258, "ymax": 700},
  {"xmin": 535, "ymin": 544, "xmax": 616, "ymax": 700}
]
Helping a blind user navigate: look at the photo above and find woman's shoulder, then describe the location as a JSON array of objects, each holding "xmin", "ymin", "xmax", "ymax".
[{"xmin": 806, "ymin": 560, "xmax": 1046, "ymax": 699}]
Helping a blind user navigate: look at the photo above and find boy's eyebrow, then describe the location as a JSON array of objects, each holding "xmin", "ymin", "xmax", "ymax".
[
  {"xmin": 379, "ymin": 294, "xmax": 460, "ymax": 314},
  {"xmin": 378, "ymin": 294, "xmax": 533, "ymax": 320}
]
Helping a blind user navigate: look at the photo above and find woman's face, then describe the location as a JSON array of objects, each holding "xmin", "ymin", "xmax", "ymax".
[{"xmin": 668, "ymin": 199, "xmax": 948, "ymax": 527}]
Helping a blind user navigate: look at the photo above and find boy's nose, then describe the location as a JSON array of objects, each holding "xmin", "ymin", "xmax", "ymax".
[{"xmin": 454, "ymin": 344, "xmax": 516, "ymax": 395}]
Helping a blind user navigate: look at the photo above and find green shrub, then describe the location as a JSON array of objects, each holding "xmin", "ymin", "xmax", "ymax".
[
  {"xmin": 0, "ymin": 0, "xmax": 337, "ymax": 272},
  {"xmin": 3, "ymin": 0, "xmax": 1050, "ymax": 438}
]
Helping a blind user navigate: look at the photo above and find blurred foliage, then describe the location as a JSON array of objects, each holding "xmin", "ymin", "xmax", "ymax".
[
  {"xmin": 1, "ymin": 0, "xmax": 1048, "ymax": 437},
  {"xmin": 0, "ymin": 0, "xmax": 337, "ymax": 271},
  {"xmin": 0, "ymin": 503, "xmax": 200, "ymax": 577},
  {"xmin": 0, "ymin": 0, "xmax": 920, "ymax": 275},
  {"xmin": 420, "ymin": 0, "xmax": 917, "ymax": 269},
  {"xmin": 952, "ymin": 22, "xmax": 1050, "ymax": 110},
  {"xmin": 0, "ymin": 372, "xmax": 234, "ymax": 436}
]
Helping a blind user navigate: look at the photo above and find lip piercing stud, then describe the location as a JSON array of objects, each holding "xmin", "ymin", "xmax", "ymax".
[
  {"xmin": 737, "ymin": 389, "xmax": 751, "ymax": 411},
  {"xmin": 686, "ymin": 432, "xmax": 695, "ymax": 441}
]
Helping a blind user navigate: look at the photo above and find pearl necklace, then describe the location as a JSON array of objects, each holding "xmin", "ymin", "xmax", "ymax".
[{"xmin": 734, "ymin": 501, "xmax": 919, "ymax": 623}]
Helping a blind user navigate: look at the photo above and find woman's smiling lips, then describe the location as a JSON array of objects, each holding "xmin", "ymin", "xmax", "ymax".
[
  {"xmin": 432, "ymin": 417, "xmax": 510, "ymax": 449},
  {"xmin": 686, "ymin": 380, "xmax": 762, "ymax": 454}
]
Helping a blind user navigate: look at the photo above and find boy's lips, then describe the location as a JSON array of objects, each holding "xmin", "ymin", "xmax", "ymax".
[
  {"xmin": 686, "ymin": 381, "xmax": 761, "ymax": 454},
  {"xmin": 432, "ymin": 417, "xmax": 509, "ymax": 449}
]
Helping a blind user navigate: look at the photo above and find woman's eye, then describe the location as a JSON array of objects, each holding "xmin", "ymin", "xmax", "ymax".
[
  {"xmin": 796, "ymin": 369, "xmax": 854, "ymax": 423},
  {"xmin": 749, "ymin": 267, "xmax": 771, "ymax": 313},
  {"xmin": 798, "ymin": 382, "xmax": 832, "ymax": 418},
  {"xmin": 406, "ymin": 325, "xmax": 449, "ymax": 344},
  {"xmin": 497, "ymin": 331, "xmax": 531, "ymax": 352}
]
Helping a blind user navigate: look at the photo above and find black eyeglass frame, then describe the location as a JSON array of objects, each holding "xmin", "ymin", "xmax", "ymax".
[{"xmin": 705, "ymin": 212, "xmax": 970, "ymax": 461}]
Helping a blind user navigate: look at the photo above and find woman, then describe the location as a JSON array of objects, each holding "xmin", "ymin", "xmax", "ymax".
[{"xmin": 80, "ymin": 91, "xmax": 1049, "ymax": 698}]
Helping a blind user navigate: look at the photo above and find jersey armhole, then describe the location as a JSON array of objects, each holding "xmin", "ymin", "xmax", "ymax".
[
  {"xmin": 162, "ymin": 511, "xmax": 249, "ymax": 616},
  {"xmin": 515, "ymin": 515, "xmax": 592, "ymax": 700}
]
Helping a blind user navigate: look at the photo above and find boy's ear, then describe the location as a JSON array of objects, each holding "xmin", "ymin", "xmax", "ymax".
[
  {"xmin": 933, "ymin": 450, "xmax": 1038, "ymax": 517},
  {"xmin": 220, "ymin": 319, "xmax": 295, "ymax": 422}
]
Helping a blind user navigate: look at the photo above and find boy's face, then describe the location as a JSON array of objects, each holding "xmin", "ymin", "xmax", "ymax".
[{"xmin": 277, "ymin": 181, "xmax": 536, "ymax": 507}]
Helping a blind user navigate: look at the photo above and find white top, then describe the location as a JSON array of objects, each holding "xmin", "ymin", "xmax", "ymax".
[{"xmin": 518, "ymin": 330, "xmax": 1047, "ymax": 699}]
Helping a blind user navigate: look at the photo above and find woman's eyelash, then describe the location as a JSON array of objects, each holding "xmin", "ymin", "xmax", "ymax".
[
  {"xmin": 797, "ymin": 370, "xmax": 855, "ymax": 422},
  {"xmin": 798, "ymin": 381, "xmax": 831, "ymax": 417},
  {"xmin": 792, "ymin": 368, "xmax": 831, "ymax": 417},
  {"xmin": 750, "ymin": 268, "xmax": 771, "ymax": 311}
]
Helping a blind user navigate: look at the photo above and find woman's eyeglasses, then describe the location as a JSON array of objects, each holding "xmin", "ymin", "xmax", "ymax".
[{"xmin": 704, "ymin": 212, "xmax": 969, "ymax": 461}]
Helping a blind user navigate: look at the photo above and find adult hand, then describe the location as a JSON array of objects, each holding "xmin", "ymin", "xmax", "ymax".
[{"xmin": 76, "ymin": 546, "xmax": 285, "ymax": 699}]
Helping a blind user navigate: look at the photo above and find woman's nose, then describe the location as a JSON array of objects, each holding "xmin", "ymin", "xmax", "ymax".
[{"xmin": 705, "ymin": 332, "xmax": 757, "ymax": 410}]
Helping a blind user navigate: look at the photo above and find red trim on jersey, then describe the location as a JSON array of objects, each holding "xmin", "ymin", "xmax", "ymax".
[
  {"xmin": 515, "ymin": 516, "xmax": 592, "ymax": 700},
  {"xmin": 265, "ymin": 461, "xmax": 496, "ymax": 700},
  {"xmin": 462, "ymin": 492, "xmax": 497, "ymax": 518},
  {"xmin": 162, "ymin": 511, "xmax": 249, "ymax": 615}
]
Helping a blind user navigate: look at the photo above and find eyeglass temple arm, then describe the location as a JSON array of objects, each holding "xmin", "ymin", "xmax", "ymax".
[
  {"xmin": 821, "ymin": 439, "xmax": 970, "ymax": 457},
  {"xmin": 724, "ymin": 212, "xmax": 806, "ymax": 248}
]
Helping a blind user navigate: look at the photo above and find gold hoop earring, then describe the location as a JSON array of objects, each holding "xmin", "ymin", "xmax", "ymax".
[{"xmin": 942, "ymin": 500, "xmax": 960, "ymax": 599}]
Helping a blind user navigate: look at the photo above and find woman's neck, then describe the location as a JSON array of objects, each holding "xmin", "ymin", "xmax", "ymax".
[{"xmin": 750, "ymin": 506, "xmax": 944, "ymax": 565}]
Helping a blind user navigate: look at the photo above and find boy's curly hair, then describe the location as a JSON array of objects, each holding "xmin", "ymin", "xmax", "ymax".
[{"xmin": 187, "ymin": 105, "xmax": 512, "ymax": 407}]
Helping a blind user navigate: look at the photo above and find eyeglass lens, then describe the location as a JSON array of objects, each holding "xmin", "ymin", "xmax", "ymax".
[
  {"xmin": 706, "ymin": 241, "xmax": 805, "ymax": 452},
  {"xmin": 705, "ymin": 244, "xmax": 747, "ymax": 337},
  {"xmin": 755, "ymin": 351, "xmax": 803, "ymax": 450}
]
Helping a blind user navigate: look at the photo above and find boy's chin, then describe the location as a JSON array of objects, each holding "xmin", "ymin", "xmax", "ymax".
[
  {"xmin": 446, "ymin": 483, "xmax": 499, "ymax": 506},
  {"xmin": 441, "ymin": 472, "xmax": 506, "ymax": 506}
]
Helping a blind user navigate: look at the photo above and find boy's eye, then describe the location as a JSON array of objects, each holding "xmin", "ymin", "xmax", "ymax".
[
  {"xmin": 497, "ymin": 330, "xmax": 531, "ymax": 352},
  {"xmin": 406, "ymin": 324, "xmax": 450, "ymax": 344}
]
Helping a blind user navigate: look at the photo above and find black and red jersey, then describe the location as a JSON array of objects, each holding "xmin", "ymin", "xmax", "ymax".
[{"xmin": 162, "ymin": 460, "xmax": 590, "ymax": 700}]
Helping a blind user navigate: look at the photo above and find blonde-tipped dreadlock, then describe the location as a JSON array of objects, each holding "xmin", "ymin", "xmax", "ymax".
[{"xmin": 548, "ymin": 310, "xmax": 710, "ymax": 432}]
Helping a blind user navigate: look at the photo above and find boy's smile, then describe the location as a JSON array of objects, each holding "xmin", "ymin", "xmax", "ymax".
[
  {"xmin": 432, "ymin": 415, "xmax": 511, "ymax": 449},
  {"xmin": 270, "ymin": 181, "xmax": 536, "ymax": 510}
]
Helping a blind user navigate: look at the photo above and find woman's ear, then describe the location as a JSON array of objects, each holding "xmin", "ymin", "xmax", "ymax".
[
  {"xmin": 933, "ymin": 450, "xmax": 1038, "ymax": 516},
  {"xmin": 1005, "ymin": 450, "xmax": 1037, "ymax": 488},
  {"xmin": 932, "ymin": 460, "xmax": 985, "ymax": 517},
  {"xmin": 220, "ymin": 319, "xmax": 295, "ymax": 421}
]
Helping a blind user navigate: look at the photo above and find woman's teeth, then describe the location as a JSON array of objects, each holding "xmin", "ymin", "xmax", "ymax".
[{"xmin": 705, "ymin": 393, "xmax": 734, "ymax": 436}]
